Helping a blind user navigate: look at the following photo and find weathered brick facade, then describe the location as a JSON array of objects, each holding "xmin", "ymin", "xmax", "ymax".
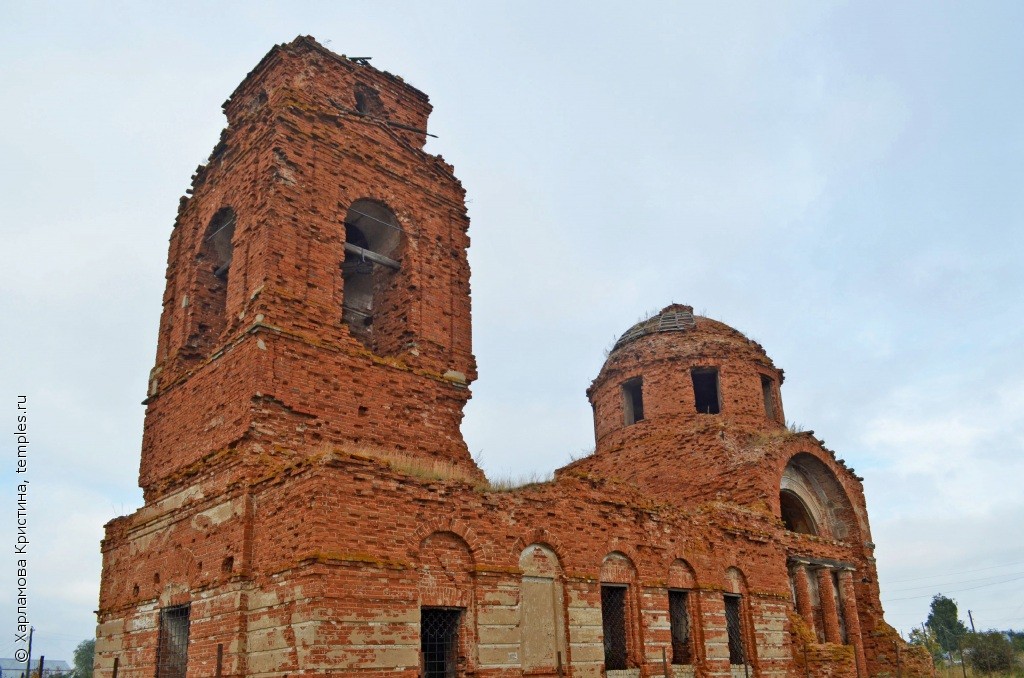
[{"xmin": 96, "ymin": 36, "xmax": 931, "ymax": 678}]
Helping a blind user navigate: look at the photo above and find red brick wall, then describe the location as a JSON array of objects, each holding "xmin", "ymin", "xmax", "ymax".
[
  {"xmin": 97, "ymin": 36, "xmax": 927, "ymax": 678},
  {"xmin": 139, "ymin": 37, "xmax": 478, "ymax": 500},
  {"xmin": 101, "ymin": 451, "xmax": 917, "ymax": 677}
]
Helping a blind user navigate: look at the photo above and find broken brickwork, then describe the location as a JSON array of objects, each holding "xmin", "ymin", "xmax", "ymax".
[{"xmin": 96, "ymin": 36, "xmax": 931, "ymax": 678}]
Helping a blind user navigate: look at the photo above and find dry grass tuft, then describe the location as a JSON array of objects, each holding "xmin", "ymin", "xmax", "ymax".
[
  {"xmin": 481, "ymin": 471, "xmax": 554, "ymax": 493},
  {"xmin": 331, "ymin": 444, "xmax": 554, "ymax": 493},
  {"xmin": 335, "ymin": 444, "xmax": 479, "ymax": 484}
]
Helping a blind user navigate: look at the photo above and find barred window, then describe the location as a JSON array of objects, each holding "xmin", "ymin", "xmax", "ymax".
[
  {"xmin": 421, "ymin": 607, "xmax": 461, "ymax": 678},
  {"xmin": 669, "ymin": 590, "xmax": 692, "ymax": 664},
  {"xmin": 724, "ymin": 594, "xmax": 745, "ymax": 665},
  {"xmin": 156, "ymin": 605, "xmax": 190, "ymax": 678},
  {"xmin": 601, "ymin": 585, "xmax": 629, "ymax": 670}
]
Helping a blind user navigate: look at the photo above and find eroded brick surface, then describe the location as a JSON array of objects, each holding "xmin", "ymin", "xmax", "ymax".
[{"xmin": 97, "ymin": 36, "xmax": 930, "ymax": 678}]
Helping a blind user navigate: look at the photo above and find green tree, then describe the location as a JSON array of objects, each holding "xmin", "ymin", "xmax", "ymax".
[
  {"xmin": 73, "ymin": 639, "xmax": 94, "ymax": 678},
  {"xmin": 909, "ymin": 625, "xmax": 943, "ymax": 662},
  {"xmin": 964, "ymin": 631, "xmax": 1016, "ymax": 674},
  {"xmin": 926, "ymin": 594, "xmax": 969, "ymax": 656},
  {"xmin": 1008, "ymin": 629, "xmax": 1024, "ymax": 654}
]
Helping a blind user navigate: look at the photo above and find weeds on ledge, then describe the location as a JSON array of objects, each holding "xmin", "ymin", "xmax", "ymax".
[{"xmin": 337, "ymin": 444, "xmax": 554, "ymax": 492}]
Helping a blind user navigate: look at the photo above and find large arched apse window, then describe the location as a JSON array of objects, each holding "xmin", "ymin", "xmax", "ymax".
[
  {"xmin": 341, "ymin": 199, "xmax": 404, "ymax": 354},
  {"xmin": 780, "ymin": 490, "xmax": 818, "ymax": 535},
  {"xmin": 780, "ymin": 453, "xmax": 859, "ymax": 541}
]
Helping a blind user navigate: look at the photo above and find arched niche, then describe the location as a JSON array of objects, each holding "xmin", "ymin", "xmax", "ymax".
[
  {"xmin": 668, "ymin": 559, "xmax": 697, "ymax": 590},
  {"xmin": 780, "ymin": 453, "xmax": 858, "ymax": 541},
  {"xmin": 518, "ymin": 544, "xmax": 566, "ymax": 671},
  {"xmin": 341, "ymin": 199, "xmax": 405, "ymax": 355},
  {"xmin": 187, "ymin": 207, "xmax": 236, "ymax": 359},
  {"xmin": 724, "ymin": 566, "xmax": 748, "ymax": 596},
  {"xmin": 418, "ymin": 531, "xmax": 474, "ymax": 608},
  {"xmin": 600, "ymin": 551, "xmax": 637, "ymax": 585},
  {"xmin": 520, "ymin": 543, "xmax": 561, "ymax": 578}
]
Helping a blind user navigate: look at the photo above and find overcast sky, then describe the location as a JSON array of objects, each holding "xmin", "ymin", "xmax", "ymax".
[{"xmin": 2, "ymin": 0, "xmax": 1022, "ymax": 664}]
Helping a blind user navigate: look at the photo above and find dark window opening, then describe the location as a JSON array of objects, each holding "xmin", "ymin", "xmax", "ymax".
[
  {"xmin": 724, "ymin": 595, "xmax": 745, "ymax": 666},
  {"xmin": 810, "ymin": 572, "xmax": 826, "ymax": 643},
  {"xmin": 669, "ymin": 590, "xmax": 692, "ymax": 665},
  {"xmin": 354, "ymin": 84, "xmax": 384, "ymax": 116},
  {"xmin": 187, "ymin": 208, "xmax": 236, "ymax": 359},
  {"xmin": 761, "ymin": 374, "xmax": 777, "ymax": 420},
  {"xmin": 156, "ymin": 605, "xmax": 190, "ymax": 678},
  {"xmin": 601, "ymin": 585, "xmax": 629, "ymax": 670},
  {"xmin": 692, "ymin": 368, "xmax": 720, "ymax": 414},
  {"xmin": 622, "ymin": 377, "xmax": 644, "ymax": 425},
  {"xmin": 780, "ymin": 490, "xmax": 818, "ymax": 535},
  {"xmin": 832, "ymin": 571, "xmax": 848, "ymax": 644},
  {"xmin": 341, "ymin": 199, "xmax": 404, "ymax": 355},
  {"xmin": 421, "ymin": 607, "xmax": 461, "ymax": 678},
  {"xmin": 204, "ymin": 208, "xmax": 236, "ymax": 282},
  {"xmin": 346, "ymin": 223, "xmax": 371, "ymax": 251}
]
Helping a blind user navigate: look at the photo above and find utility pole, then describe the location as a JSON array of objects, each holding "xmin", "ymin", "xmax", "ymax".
[
  {"xmin": 25, "ymin": 626, "xmax": 34, "ymax": 678},
  {"xmin": 968, "ymin": 610, "xmax": 976, "ymax": 633}
]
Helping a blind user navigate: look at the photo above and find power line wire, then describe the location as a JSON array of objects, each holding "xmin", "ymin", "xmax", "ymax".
[
  {"xmin": 884, "ymin": 560, "xmax": 1024, "ymax": 584},
  {"xmin": 886, "ymin": 571, "xmax": 1024, "ymax": 593},
  {"xmin": 883, "ymin": 575, "xmax": 1024, "ymax": 602}
]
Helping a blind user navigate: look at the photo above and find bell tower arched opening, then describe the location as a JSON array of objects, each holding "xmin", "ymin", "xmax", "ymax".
[
  {"xmin": 186, "ymin": 207, "xmax": 235, "ymax": 360},
  {"xmin": 341, "ymin": 199, "xmax": 405, "ymax": 355}
]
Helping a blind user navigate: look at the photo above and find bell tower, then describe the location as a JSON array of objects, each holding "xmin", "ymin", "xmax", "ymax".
[{"xmin": 139, "ymin": 36, "xmax": 481, "ymax": 500}]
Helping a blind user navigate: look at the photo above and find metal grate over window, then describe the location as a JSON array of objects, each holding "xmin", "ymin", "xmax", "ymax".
[
  {"xmin": 601, "ymin": 585, "xmax": 629, "ymax": 670},
  {"xmin": 724, "ymin": 595, "xmax": 745, "ymax": 665},
  {"xmin": 669, "ymin": 590, "xmax": 692, "ymax": 664},
  {"xmin": 156, "ymin": 605, "xmax": 190, "ymax": 678},
  {"xmin": 421, "ymin": 607, "xmax": 461, "ymax": 678}
]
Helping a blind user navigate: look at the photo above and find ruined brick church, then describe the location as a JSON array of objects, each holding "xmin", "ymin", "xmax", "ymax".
[{"xmin": 96, "ymin": 37, "xmax": 930, "ymax": 678}]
